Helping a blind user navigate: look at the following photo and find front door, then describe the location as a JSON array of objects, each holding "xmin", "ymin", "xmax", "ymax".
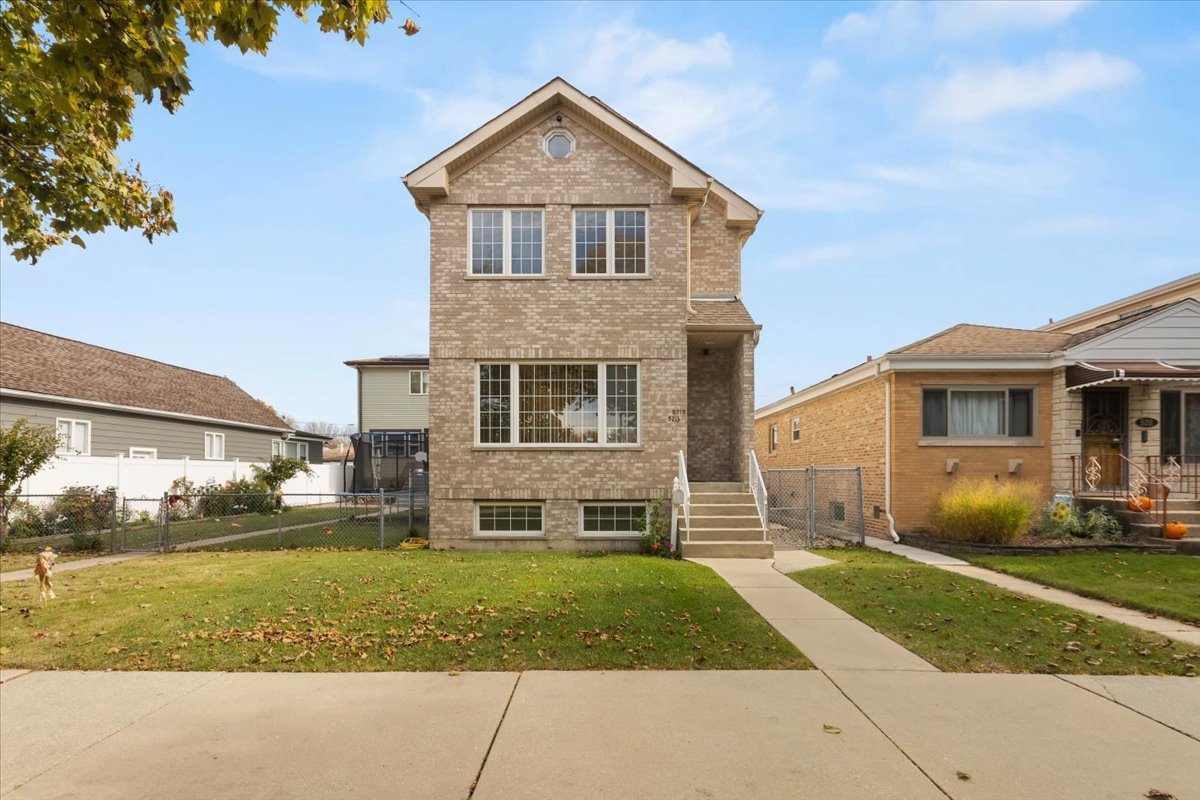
[{"xmin": 1082, "ymin": 388, "xmax": 1128, "ymax": 489}]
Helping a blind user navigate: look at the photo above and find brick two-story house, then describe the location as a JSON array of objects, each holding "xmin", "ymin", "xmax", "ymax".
[{"xmin": 403, "ymin": 78, "xmax": 769, "ymax": 554}]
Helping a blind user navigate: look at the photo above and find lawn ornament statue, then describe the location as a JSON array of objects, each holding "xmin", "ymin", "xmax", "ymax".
[{"xmin": 34, "ymin": 547, "xmax": 57, "ymax": 603}]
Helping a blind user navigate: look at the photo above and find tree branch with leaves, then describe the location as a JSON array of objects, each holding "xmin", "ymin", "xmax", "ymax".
[{"xmin": 0, "ymin": 0, "xmax": 397, "ymax": 263}]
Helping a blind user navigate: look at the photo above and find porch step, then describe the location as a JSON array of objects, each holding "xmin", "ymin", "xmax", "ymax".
[
  {"xmin": 680, "ymin": 540, "xmax": 774, "ymax": 559},
  {"xmin": 1082, "ymin": 497, "xmax": 1200, "ymax": 513},
  {"xmin": 690, "ymin": 502, "xmax": 760, "ymax": 516},
  {"xmin": 690, "ymin": 482, "xmax": 746, "ymax": 493},
  {"xmin": 684, "ymin": 528, "xmax": 766, "ymax": 542},
  {"xmin": 688, "ymin": 515, "xmax": 764, "ymax": 529},
  {"xmin": 690, "ymin": 492, "xmax": 754, "ymax": 505}
]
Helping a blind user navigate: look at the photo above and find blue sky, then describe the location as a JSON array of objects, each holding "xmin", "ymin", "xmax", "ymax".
[{"xmin": 2, "ymin": 0, "xmax": 1198, "ymax": 426}]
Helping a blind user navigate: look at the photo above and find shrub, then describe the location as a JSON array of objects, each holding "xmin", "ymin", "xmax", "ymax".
[
  {"xmin": 930, "ymin": 480, "xmax": 1039, "ymax": 544},
  {"xmin": 638, "ymin": 500, "xmax": 678, "ymax": 558},
  {"xmin": 1040, "ymin": 503, "xmax": 1128, "ymax": 540}
]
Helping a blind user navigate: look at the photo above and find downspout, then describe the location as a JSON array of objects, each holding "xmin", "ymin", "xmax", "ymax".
[
  {"xmin": 685, "ymin": 178, "xmax": 714, "ymax": 315},
  {"xmin": 883, "ymin": 370, "xmax": 900, "ymax": 542}
]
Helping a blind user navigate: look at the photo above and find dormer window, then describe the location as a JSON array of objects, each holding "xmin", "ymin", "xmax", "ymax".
[{"xmin": 543, "ymin": 130, "xmax": 575, "ymax": 159}]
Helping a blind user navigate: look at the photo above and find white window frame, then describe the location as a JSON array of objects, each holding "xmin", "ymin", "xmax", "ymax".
[
  {"xmin": 474, "ymin": 361, "xmax": 641, "ymax": 448},
  {"xmin": 474, "ymin": 502, "xmax": 545, "ymax": 538},
  {"xmin": 204, "ymin": 432, "xmax": 225, "ymax": 460},
  {"xmin": 128, "ymin": 447, "xmax": 157, "ymax": 459},
  {"xmin": 571, "ymin": 208, "xmax": 650, "ymax": 277},
  {"xmin": 467, "ymin": 208, "xmax": 545, "ymax": 277},
  {"xmin": 769, "ymin": 424, "xmax": 778, "ymax": 452},
  {"xmin": 791, "ymin": 418, "xmax": 800, "ymax": 443},
  {"xmin": 920, "ymin": 386, "xmax": 1038, "ymax": 441},
  {"xmin": 272, "ymin": 439, "xmax": 310, "ymax": 461},
  {"xmin": 578, "ymin": 502, "xmax": 647, "ymax": 538},
  {"xmin": 55, "ymin": 418, "xmax": 91, "ymax": 455},
  {"xmin": 409, "ymin": 370, "xmax": 430, "ymax": 395},
  {"xmin": 542, "ymin": 129, "xmax": 576, "ymax": 160}
]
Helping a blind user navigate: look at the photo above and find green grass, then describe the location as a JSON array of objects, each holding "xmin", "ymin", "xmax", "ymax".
[
  {"xmin": 964, "ymin": 552, "xmax": 1200, "ymax": 626},
  {"xmin": 0, "ymin": 551, "xmax": 809, "ymax": 672},
  {"xmin": 790, "ymin": 548, "xmax": 1199, "ymax": 676}
]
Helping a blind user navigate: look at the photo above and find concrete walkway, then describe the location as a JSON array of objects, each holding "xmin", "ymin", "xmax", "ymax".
[
  {"xmin": 0, "ymin": 553, "xmax": 147, "ymax": 583},
  {"xmin": 2, "ymin": 668, "xmax": 1197, "ymax": 800},
  {"xmin": 691, "ymin": 555, "xmax": 938, "ymax": 672},
  {"xmin": 865, "ymin": 538, "xmax": 1200, "ymax": 646}
]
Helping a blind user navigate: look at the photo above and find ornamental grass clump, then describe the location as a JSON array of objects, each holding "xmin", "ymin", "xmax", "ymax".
[{"xmin": 931, "ymin": 480, "xmax": 1040, "ymax": 544}]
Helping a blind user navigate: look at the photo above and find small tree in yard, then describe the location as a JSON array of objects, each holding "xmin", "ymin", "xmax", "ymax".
[
  {"xmin": 0, "ymin": 418, "xmax": 60, "ymax": 546},
  {"xmin": 251, "ymin": 456, "xmax": 314, "ymax": 496}
]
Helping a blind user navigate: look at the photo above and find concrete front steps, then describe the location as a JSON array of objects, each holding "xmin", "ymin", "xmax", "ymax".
[
  {"xmin": 1079, "ymin": 496, "xmax": 1200, "ymax": 552},
  {"xmin": 679, "ymin": 482, "xmax": 774, "ymax": 559}
]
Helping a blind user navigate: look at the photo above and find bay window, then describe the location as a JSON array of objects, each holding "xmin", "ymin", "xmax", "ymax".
[
  {"xmin": 477, "ymin": 362, "xmax": 639, "ymax": 446},
  {"xmin": 469, "ymin": 208, "xmax": 543, "ymax": 275},
  {"xmin": 922, "ymin": 388, "xmax": 1034, "ymax": 438}
]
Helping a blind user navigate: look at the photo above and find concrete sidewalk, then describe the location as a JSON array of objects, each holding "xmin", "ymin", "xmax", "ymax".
[
  {"xmin": 2, "ymin": 669, "xmax": 1197, "ymax": 800},
  {"xmin": 0, "ymin": 553, "xmax": 147, "ymax": 584},
  {"xmin": 865, "ymin": 538, "xmax": 1200, "ymax": 646}
]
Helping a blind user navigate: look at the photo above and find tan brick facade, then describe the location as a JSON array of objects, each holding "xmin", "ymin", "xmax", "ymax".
[
  {"xmin": 419, "ymin": 107, "xmax": 754, "ymax": 549},
  {"xmin": 755, "ymin": 375, "xmax": 889, "ymax": 538},
  {"xmin": 889, "ymin": 371, "xmax": 1053, "ymax": 531}
]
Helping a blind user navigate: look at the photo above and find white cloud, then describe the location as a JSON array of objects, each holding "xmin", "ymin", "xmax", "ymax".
[
  {"xmin": 858, "ymin": 154, "xmax": 1071, "ymax": 195},
  {"xmin": 573, "ymin": 24, "xmax": 734, "ymax": 84},
  {"xmin": 920, "ymin": 51, "xmax": 1139, "ymax": 124},
  {"xmin": 806, "ymin": 58, "xmax": 841, "ymax": 87},
  {"xmin": 1013, "ymin": 214, "xmax": 1122, "ymax": 237},
  {"xmin": 824, "ymin": 0, "xmax": 1091, "ymax": 51},
  {"xmin": 932, "ymin": 1, "xmax": 1092, "ymax": 39},
  {"xmin": 754, "ymin": 179, "xmax": 886, "ymax": 213}
]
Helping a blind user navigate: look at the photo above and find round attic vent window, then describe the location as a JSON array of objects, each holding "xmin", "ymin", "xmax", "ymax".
[{"xmin": 544, "ymin": 130, "xmax": 574, "ymax": 159}]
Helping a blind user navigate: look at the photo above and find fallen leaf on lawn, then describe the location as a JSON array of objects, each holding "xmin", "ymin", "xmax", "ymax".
[
  {"xmin": 957, "ymin": 772, "xmax": 971, "ymax": 781},
  {"xmin": 1145, "ymin": 790, "xmax": 1177, "ymax": 800},
  {"xmin": 822, "ymin": 724, "xmax": 841, "ymax": 735}
]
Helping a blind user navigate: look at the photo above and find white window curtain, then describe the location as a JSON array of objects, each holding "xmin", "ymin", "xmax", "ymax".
[{"xmin": 950, "ymin": 392, "xmax": 1005, "ymax": 436}]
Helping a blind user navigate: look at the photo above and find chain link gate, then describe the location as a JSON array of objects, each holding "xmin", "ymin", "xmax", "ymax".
[{"xmin": 764, "ymin": 466, "xmax": 864, "ymax": 547}]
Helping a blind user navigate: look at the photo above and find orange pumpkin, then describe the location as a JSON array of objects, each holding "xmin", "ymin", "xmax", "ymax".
[
  {"xmin": 1127, "ymin": 495, "xmax": 1153, "ymax": 512},
  {"xmin": 1163, "ymin": 521, "xmax": 1188, "ymax": 540}
]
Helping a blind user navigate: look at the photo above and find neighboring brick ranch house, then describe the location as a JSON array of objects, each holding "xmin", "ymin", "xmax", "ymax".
[
  {"xmin": 755, "ymin": 275, "xmax": 1200, "ymax": 538},
  {"xmin": 403, "ymin": 77, "xmax": 768, "ymax": 554}
]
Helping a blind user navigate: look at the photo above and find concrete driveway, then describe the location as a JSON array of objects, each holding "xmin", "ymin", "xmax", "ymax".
[{"xmin": 2, "ymin": 668, "xmax": 1197, "ymax": 800}]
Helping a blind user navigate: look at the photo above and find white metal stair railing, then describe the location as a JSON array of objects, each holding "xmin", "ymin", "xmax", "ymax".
[
  {"xmin": 674, "ymin": 450, "xmax": 691, "ymax": 546},
  {"xmin": 748, "ymin": 449, "xmax": 768, "ymax": 541}
]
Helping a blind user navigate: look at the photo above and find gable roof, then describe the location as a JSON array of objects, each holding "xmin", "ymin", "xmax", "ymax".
[
  {"xmin": 0, "ymin": 323, "xmax": 290, "ymax": 431},
  {"xmin": 403, "ymin": 77, "xmax": 761, "ymax": 230},
  {"xmin": 889, "ymin": 324, "xmax": 1070, "ymax": 356},
  {"xmin": 686, "ymin": 299, "xmax": 759, "ymax": 330},
  {"xmin": 1040, "ymin": 272, "xmax": 1200, "ymax": 332}
]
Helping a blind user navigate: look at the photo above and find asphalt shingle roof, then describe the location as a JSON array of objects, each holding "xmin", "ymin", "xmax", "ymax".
[
  {"xmin": 686, "ymin": 299, "xmax": 759, "ymax": 329},
  {"xmin": 0, "ymin": 323, "xmax": 289, "ymax": 430},
  {"xmin": 890, "ymin": 324, "xmax": 1071, "ymax": 355}
]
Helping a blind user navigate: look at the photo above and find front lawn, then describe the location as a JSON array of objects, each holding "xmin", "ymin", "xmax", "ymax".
[
  {"xmin": 0, "ymin": 551, "xmax": 808, "ymax": 672},
  {"xmin": 790, "ymin": 549, "xmax": 1199, "ymax": 675},
  {"xmin": 965, "ymin": 552, "xmax": 1200, "ymax": 626}
]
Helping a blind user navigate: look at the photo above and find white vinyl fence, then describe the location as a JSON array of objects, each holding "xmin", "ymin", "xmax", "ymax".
[{"xmin": 19, "ymin": 455, "xmax": 348, "ymax": 505}]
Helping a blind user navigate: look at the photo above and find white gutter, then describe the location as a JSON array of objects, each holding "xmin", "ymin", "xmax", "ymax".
[
  {"xmin": 883, "ymin": 374, "xmax": 899, "ymax": 542},
  {"xmin": 0, "ymin": 388, "xmax": 291, "ymax": 433}
]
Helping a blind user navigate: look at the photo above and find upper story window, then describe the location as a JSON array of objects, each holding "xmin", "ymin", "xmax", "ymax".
[
  {"xmin": 769, "ymin": 423, "xmax": 778, "ymax": 452},
  {"xmin": 204, "ymin": 431, "xmax": 225, "ymax": 460},
  {"xmin": 55, "ymin": 418, "xmax": 90, "ymax": 455},
  {"xmin": 573, "ymin": 209, "xmax": 647, "ymax": 276},
  {"xmin": 470, "ymin": 209, "xmax": 543, "ymax": 276},
  {"xmin": 409, "ymin": 370, "xmax": 429, "ymax": 395},
  {"xmin": 791, "ymin": 418, "xmax": 800, "ymax": 442},
  {"xmin": 543, "ymin": 130, "xmax": 575, "ymax": 159},
  {"xmin": 921, "ymin": 388, "xmax": 1034, "ymax": 438}
]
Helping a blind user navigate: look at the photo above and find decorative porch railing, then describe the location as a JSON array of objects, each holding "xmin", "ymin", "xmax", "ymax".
[
  {"xmin": 1070, "ymin": 453, "xmax": 1169, "ymax": 527},
  {"xmin": 748, "ymin": 449, "xmax": 768, "ymax": 541},
  {"xmin": 1144, "ymin": 455, "xmax": 1200, "ymax": 498}
]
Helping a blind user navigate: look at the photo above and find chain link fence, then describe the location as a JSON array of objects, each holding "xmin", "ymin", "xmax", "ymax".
[
  {"xmin": 764, "ymin": 467, "xmax": 864, "ymax": 548},
  {"xmin": 1, "ymin": 485, "xmax": 429, "ymax": 557}
]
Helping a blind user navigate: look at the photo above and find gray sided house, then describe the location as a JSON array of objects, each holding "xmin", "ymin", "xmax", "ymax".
[
  {"xmin": 345, "ymin": 355, "xmax": 430, "ymax": 492},
  {"xmin": 0, "ymin": 322, "xmax": 294, "ymax": 462}
]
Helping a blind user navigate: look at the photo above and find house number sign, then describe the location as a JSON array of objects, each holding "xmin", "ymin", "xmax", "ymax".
[
  {"xmin": 1135, "ymin": 417, "xmax": 1158, "ymax": 429},
  {"xmin": 667, "ymin": 408, "xmax": 685, "ymax": 424}
]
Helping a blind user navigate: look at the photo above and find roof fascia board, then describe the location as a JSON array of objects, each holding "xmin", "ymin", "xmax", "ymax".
[
  {"xmin": 755, "ymin": 359, "xmax": 886, "ymax": 419},
  {"xmin": 887, "ymin": 354, "xmax": 1059, "ymax": 371},
  {"xmin": 1062, "ymin": 297, "xmax": 1200, "ymax": 359},
  {"xmin": 1039, "ymin": 272, "xmax": 1200, "ymax": 331},
  {"xmin": 0, "ymin": 388, "xmax": 291, "ymax": 433}
]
